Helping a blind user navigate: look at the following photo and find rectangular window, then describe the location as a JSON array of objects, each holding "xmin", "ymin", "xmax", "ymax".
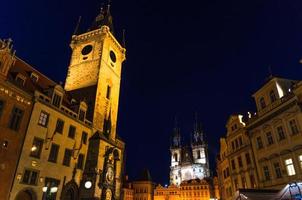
[
  {"xmin": 106, "ymin": 85, "xmax": 111, "ymax": 99},
  {"xmin": 238, "ymin": 137, "xmax": 243, "ymax": 146},
  {"xmin": 231, "ymin": 159, "xmax": 236, "ymax": 170},
  {"xmin": 266, "ymin": 132, "xmax": 274, "ymax": 145},
  {"xmin": 63, "ymin": 148, "xmax": 73, "ymax": 166},
  {"xmin": 250, "ymin": 175, "xmax": 256, "ymax": 188},
  {"xmin": 245, "ymin": 153, "xmax": 251, "ymax": 165},
  {"xmin": 29, "ymin": 137, "xmax": 44, "ymax": 158},
  {"xmin": 77, "ymin": 154, "xmax": 85, "ymax": 169},
  {"xmin": 48, "ymin": 143, "xmax": 59, "ymax": 163},
  {"xmin": 52, "ymin": 93, "xmax": 62, "ymax": 108},
  {"xmin": 43, "ymin": 177, "xmax": 60, "ymax": 200},
  {"xmin": 238, "ymin": 156, "xmax": 243, "ymax": 168},
  {"xmin": 21, "ymin": 169, "xmax": 38, "ymax": 185},
  {"xmin": 256, "ymin": 137, "xmax": 263, "ymax": 149},
  {"xmin": 263, "ymin": 166, "xmax": 270, "ymax": 181},
  {"xmin": 68, "ymin": 125, "xmax": 76, "ymax": 139},
  {"xmin": 38, "ymin": 111, "xmax": 49, "ymax": 127},
  {"xmin": 9, "ymin": 107, "xmax": 24, "ymax": 131},
  {"xmin": 285, "ymin": 158, "xmax": 296, "ymax": 176},
  {"xmin": 79, "ymin": 109, "xmax": 85, "ymax": 121},
  {"xmin": 289, "ymin": 119, "xmax": 299, "ymax": 135},
  {"xmin": 231, "ymin": 141, "xmax": 235, "ymax": 151},
  {"xmin": 277, "ymin": 126, "xmax": 286, "ymax": 141},
  {"xmin": 55, "ymin": 119, "xmax": 64, "ymax": 134},
  {"xmin": 81, "ymin": 131, "xmax": 88, "ymax": 144},
  {"xmin": 274, "ymin": 162, "xmax": 282, "ymax": 178},
  {"xmin": 235, "ymin": 139, "xmax": 239, "ymax": 149},
  {"xmin": 0, "ymin": 100, "xmax": 4, "ymax": 117}
]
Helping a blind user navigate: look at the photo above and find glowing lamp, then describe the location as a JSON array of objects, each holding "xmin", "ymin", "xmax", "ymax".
[
  {"xmin": 50, "ymin": 187, "xmax": 58, "ymax": 193},
  {"xmin": 42, "ymin": 187, "xmax": 47, "ymax": 192},
  {"xmin": 85, "ymin": 181, "xmax": 92, "ymax": 189}
]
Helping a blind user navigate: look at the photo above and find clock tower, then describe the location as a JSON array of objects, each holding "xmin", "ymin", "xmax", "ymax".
[
  {"xmin": 64, "ymin": 4, "xmax": 126, "ymax": 140},
  {"xmin": 64, "ymin": 3, "xmax": 126, "ymax": 200}
]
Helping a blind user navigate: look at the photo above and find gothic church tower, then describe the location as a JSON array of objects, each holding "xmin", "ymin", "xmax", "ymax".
[{"xmin": 65, "ymin": 5, "xmax": 125, "ymax": 141}]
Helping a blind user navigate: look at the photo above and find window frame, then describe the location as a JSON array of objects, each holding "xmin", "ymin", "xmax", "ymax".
[
  {"xmin": 38, "ymin": 111, "xmax": 49, "ymax": 127},
  {"xmin": 48, "ymin": 143, "xmax": 59, "ymax": 163},
  {"xmin": 8, "ymin": 107, "xmax": 24, "ymax": 131},
  {"xmin": 29, "ymin": 137, "xmax": 44, "ymax": 158}
]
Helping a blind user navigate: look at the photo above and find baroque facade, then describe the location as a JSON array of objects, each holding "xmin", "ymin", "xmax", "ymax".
[
  {"xmin": 170, "ymin": 121, "xmax": 210, "ymax": 186},
  {"xmin": 1, "ymin": 3, "xmax": 126, "ymax": 200},
  {"xmin": 217, "ymin": 76, "xmax": 302, "ymax": 199}
]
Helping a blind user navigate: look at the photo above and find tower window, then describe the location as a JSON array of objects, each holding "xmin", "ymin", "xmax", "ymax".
[
  {"xmin": 173, "ymin": 153, "xmax": 178, "ymax": 162},
  {"xmin": 259, "ymin": 97, "xmax": 266, "ymax": 109},
  {"xmin": 270, "ymin": 90, "xmax": 277, "ymax": 103},
  {"xmin": 106, "ymin": 85, "xmax": 111, "ymax": 99},
  {"xmin": 197, "ymin": 150, "xmax": 201, "ymax": 159}
]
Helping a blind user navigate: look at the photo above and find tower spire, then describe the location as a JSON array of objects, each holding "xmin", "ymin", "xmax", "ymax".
[{"xmin": 172, "ymin": 116, "xmax": 181, "ymax": 148}]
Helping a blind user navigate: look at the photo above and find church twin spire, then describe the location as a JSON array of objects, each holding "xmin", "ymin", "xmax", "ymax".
[{"xmin": 171, "ymin": 114, "xmax": 205, "ymax": 149}]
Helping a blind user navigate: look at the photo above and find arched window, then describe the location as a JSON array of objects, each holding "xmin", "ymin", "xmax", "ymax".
[
  {"xmin": 197, "ymin": 150, "xmax": 201, "ymax": 159},
  {"xmin": 173, "ymin": 153, "xmax": 178, "ymax": 162},
  {"xmin": 270, "ymin": 90, "xmax": 277, "ymax": 103},
  {"xmin": 259, "ymin": 97, "xmax": 266, "ymax": 109}
]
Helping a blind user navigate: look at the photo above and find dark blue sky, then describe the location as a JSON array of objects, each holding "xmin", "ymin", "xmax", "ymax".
[{"xmin": 2, "ymin": 0, "xmax": 302, "ymax": 185}]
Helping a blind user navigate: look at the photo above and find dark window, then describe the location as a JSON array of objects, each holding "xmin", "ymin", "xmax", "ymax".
[
  {"xmin": 256, "ymin": 137, "xmax": 263, "ymax": 149},
  {"xmin": 274, "ymin": 162, "xmax": 282, "ymax": 178},
  {"xmin": 52, "ymin": 93, "xmax": 62, "ymax": 108},
  {"xmin": 197, "ymin": 150, "xmax": 201, "ymax": 159},
  {"xmin": 238, "ymin": 137, "xmax": 243, "ymax": 146},
  {"xmin": 260, "ymin": 97, "xmax": 266, "ymax": 109},
  {"xmin": 30, "ymin": 73, "xmax": 39, "ymax": 82},
  {"xmin": 81, "ymin": 131, "xmax": 88, "ymax": 144},
  {"xmin": 231, "ymin": 159, "xmax": 236, "ymax": 170},
  {"xmin": 266, "ymin": 132, "xmax": 274, "ymax": 145},
  {"xmin": 277, "ymin": 126, "xmax": 286, "ymax": 141},
  {"xmin": 106, "ymin": 85, "xmax": 111, "ymax": 99},
  {"xmin": 0, "ymin": 100, "xmax": 4, "ymax": 117},
  {"xmin": 174, "ymin": 153, "xmax": 178, "ymax": 162},
  {"xmin": 22, "ymin": 169, "xmax": 38, "ymax": 185},
  {"xmin": 231, "ymin": 141, "xmax": 235, "ymax": 151},
  {"xmin": 235, "ymin": 139, "xmax": 239, "ymax": 149},
  {"xmin": 55, "ymin": 119, "xmax": 64, "ymax": 134},
  {"xmin": 238, "ymin": 156, "xmax": 243, "ymax": 168},
  {"xmin": 289, "ymin": 119, "xmax": 299, "ymax": 135},
  {"xmin": 245, "ymin": 153, "xmax": 251, "ymax": 165},
  {"xmin": 38, "ymin": 111, "xmax": 49, "ymax": 127},
  {"xmin": 68, "ymin": 125, "xmax": 76, "ymax": 139},
  {"xmin": 15, "ymin": 76, "xmax": 25, "ymax": 86},
  {"xmin": 43, "ymin": 177, "xmax": 60, "ymax": 200},
  {"xmin": 30, "ymin": 137, "xmax": 44, "ymax": 158},
  {"xmin": 9, "ymin": 107, "xmax": 24, "ymax": 131},
  {"xmin": 250, "ymin": 175, "xmax": 256, "ymax": 188},
  {"xmin": 270, "ymin": 90, "xmax": 277, "ymax": 103},
  {"xmin": 79, "ymin": 109, "xmax": 85, "ymax": 121},
  {"xmin": 263, "ymin": 166, "xmax": 270, "ymax": 181},
  {"xmin": 48, "ymin": 143, "xmax": 59, "ymax": 163},
  {"xmin": 63, "ymin": 148, "xmax": 73, "ymax": 166},
  {"xmin": 77, "ymin": 154, "xmax": 85, "ymax": 169}
]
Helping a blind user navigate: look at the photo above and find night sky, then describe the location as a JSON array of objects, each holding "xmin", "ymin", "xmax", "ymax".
[{"xmin": 2, "ymin": 0, "xmax": 302, "ymax": 185}]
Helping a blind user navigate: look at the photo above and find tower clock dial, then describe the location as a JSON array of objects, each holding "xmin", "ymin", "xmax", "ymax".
[
  {"xmin": 81, "ymin": 45, "xmax": 93, "ymax": 55},
  {"xmin": 109, "ymin": 50, "xmax": 116, "ymax": 63}
]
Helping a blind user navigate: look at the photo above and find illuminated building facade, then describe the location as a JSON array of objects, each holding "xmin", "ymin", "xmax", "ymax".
[
  {"xmin": 3, "ymin": 2, "xmax": 126, "ymax": 200},
  {"xmin": 0, "ymin": 39, "xmax": 33, "ymax": 200},
  {"xmin": 216, "ymin": 115, "xmax": 258, "ymax": 200},
  {"xmin": 154, "ymin": 178, "xmax": 220, "ymax": 200},
  {"xmin": 247, "ymin": 77, "xmax": 302, "ymax": 190},
  {"xmin": 170, "ymin": 120, "xmax": 210, "ymax": 186},
  {"xmin": 217, "ymin": 76, "xmax": 302, "ymax": 199}
]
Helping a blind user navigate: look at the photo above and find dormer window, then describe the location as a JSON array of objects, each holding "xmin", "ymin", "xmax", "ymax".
[
  {"xmin": 79, "ymin": 109, "xmax": 85, "ymax": 121},
  {"xmin": 15, "ymin": 74, "xmax": 26, "ymax": 86},
  {"xmin": 270, "ymin": 90, "xmax": 276, "ymax": 103},
  {"xmin": 30, "ymin": 73, "xmax": 39, "ymax": 83},
  {"xmin": 52, "ymin": 93, "xmax": 62, "ymax": 108},
  {"xmin": 259, "ymin": 97, "xmax": 266, "ymax": 109}
]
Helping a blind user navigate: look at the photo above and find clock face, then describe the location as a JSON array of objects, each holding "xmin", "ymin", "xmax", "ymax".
[
  {"xmin": 106, "ymin": 167, "xmax": 114, "ymax": 183},
  {"xmin": 109, "ymin": 50, "xmax": 116, "ymax": 63},
  {"xmin": 81, "ymin": 45, "xmax": 93, "ymax": 55}
]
